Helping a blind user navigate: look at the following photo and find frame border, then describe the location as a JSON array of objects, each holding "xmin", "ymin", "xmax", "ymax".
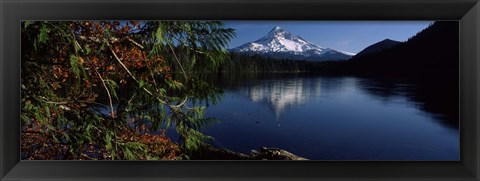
[{"xmin": 1, "ymin": 0, "xmax": 479, "ymax": 180}]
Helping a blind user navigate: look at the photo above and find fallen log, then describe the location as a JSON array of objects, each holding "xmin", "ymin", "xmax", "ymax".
[
  {"xmin": 191, "ymin": 146, "xmax": 308, "ymax": 160},
  {"xmin": 251, "ymin": 147, "xmax": 308, "ymax": 160}
]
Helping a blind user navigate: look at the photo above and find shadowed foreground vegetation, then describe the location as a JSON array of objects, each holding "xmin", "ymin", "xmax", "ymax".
[{"xmin": 21, "ymin": 21, "xmax": 234, "ymax": 160}]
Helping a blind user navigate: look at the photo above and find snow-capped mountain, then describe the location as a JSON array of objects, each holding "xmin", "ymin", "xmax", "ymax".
[{"xmin": 230, "ymin": 26, "xmax": 355, "ymax": 61}]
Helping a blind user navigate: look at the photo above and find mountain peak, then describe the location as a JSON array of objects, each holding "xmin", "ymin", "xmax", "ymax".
[
  {"xmin": 268, "ymin": 26, "xmax": 285, "ymax": 34},
  {"xmin": 266, "ymin": 26, "xmax": 291, "ymax": 38},
  {"xmin": 230, "ymin": 27, "xmax": 353, "ymax": 62},
  {"xmin": 381, "ymin": 38, "xmax": 399, "ymax": 43}
]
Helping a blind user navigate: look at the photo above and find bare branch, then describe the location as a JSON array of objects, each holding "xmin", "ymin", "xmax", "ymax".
[
  {"xmin": 170, "ymin": 34, "xmax": 205, "ymax": 54},
  {"xmin": 126, "ymin": 37, "xmax": 144, "ymax": 49},
  {"xmin": 38, "ymin": 98, "xmax": 68, "ymax": 105},
  {"xmin": 78, "ymin": 35, "xmax": 120, "ymax": 44},
  {"xmin": 166, "ymin": 42, "xmax": 189, "ymax": 80},
  {"xmin": 73, "ymin": 35, "xmax": 116, "ymax": 119},
  {"xmin": 105, "ymin": 40, "xmax": 170, "ymax": 106},
  {"xmin": 103, "ymin": 36, "xmax": 191, "ymax": 110},
  {"xmin": 171, "ymin": 96, "xmax": 188, "ymax": 108}
]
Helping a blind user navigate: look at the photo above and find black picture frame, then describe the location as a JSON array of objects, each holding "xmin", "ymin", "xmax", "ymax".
[{"xmin": 1, "ymin": 0, "xmax": 479, "ymax": 180}]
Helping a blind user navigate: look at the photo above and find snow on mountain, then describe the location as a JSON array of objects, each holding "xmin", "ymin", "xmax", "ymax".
[{"xmin": 230, "ymin": 26, "xmax": 355, "ymax": 61}]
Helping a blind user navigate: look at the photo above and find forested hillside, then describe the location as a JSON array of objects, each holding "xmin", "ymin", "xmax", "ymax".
[{"xmin": 343, "ymin": 21, "xmax": 459, "ymax": 77}]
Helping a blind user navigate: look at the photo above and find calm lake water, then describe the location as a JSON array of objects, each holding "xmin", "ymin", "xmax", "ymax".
[{"xmin": 195, "ymin": 73, "xmax": 459, "ymax": 160}]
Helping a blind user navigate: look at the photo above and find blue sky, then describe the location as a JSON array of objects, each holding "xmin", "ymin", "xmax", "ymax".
[{"xmin": 223, "ymin": 21, "xmax": 433, "ymax": 54}]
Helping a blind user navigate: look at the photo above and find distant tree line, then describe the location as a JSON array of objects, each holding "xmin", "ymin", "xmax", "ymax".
[{"xmin": 215, "ymin": 53, "xmax": 345, "ymax": 73}]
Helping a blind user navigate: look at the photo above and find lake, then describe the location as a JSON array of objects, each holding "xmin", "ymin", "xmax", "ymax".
[{"xmin": 194, "ymin": 73, "xmax": 459, "ymax": 160}]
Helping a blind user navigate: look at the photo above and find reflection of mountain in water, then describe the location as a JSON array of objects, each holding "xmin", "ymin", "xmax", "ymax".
[
  {"xmin": 242, "ymin": 79, "xmax": 309, "ymax": 119},
  {"xmin": 204, "ymin": 73, "xmax": 457, "ymax": 129},
  {"xmin": 236, "ymin": 77, "xmax": 354, "ymax": 119}
]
